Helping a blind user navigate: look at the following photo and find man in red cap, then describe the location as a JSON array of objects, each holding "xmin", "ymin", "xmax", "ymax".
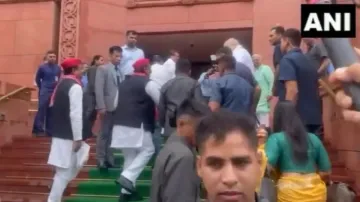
[
  {"xmin": 47, "ymin": 58, "xmax": 89, "ymax": 202},
  {"xmin": 111, "ymin": 58, "xmax": 159, "ymax": 201}
]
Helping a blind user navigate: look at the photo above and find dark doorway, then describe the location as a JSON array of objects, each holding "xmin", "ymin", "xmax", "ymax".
[{"xmin": 139, "ymin": 29, "xmax": 253, "ymax": 79}]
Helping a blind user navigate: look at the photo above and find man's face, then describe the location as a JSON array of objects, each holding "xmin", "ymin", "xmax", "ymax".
[
  {"xmin": 110, "ymin": 51, "xmax": 122, "ymax": 65},
  {"xmin": 74, "ymin": 65, "xmax": 85, "ymax": 78},
  {"xmin": 252, "ymin": 56, "xmax": 261, "ymax": 67},
  {"xmin": 127, "ymin": 33, "xmax": 138, "ymax": 47},
  {"xmin": 269, "ymin": 29, "xmax": 280, "ymax": 45},
  {"xmin": 197, "ymin": 132, "xmax": 261, "ymax": 202},
  {"xmin": 47, "ymin": 53, "xmax": 57, "ymax": 64},
  {"xmin": 172, "ymin": 52, "xmax": 180, "ymax": 62}
]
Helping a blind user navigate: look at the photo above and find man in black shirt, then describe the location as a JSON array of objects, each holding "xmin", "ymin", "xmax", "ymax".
[{"xmin": 269, "ymin": 25, "xmax": 285, "ymax": 96}]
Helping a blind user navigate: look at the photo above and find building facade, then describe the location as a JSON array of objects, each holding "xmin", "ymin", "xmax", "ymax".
[{"xmin": 0, "ymin": 0, "xmax": 358, "ymax": 86}]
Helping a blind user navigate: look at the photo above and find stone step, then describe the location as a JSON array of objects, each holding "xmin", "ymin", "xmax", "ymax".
[
  {"xmin": 0, "ymin": 165, "xmax": 152, "ymax": 180},
  {"xmin": 65, "ymin": 195, "xmax": 147, "ymax": 202},
  {"xmin": 0, "ymin": 178, "xmax": 76, "ymax": 195},
  {"xmin": 0, "ymin": 152, "xmax": 137, "ymax": 167},
  {"xmin": 76, "ymin": 180, "xmax": 151, "ymax": 196},
  {"xmin": 0, "ymin": 191, "xmax": 48, "ymax": 202},
  {"xmin": 1, "ymin": 143, "xmax": 97, "ymax": 153},
  {"xmin": 12, "ymin": 136, "xmax": 96, "ymax": 144}
]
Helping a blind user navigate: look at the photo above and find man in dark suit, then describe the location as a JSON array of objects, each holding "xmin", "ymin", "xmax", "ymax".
[
  {"xmin": 83, "ymin": 60, "xmax": 100, "ymax": 140},
  {"xmin": 150, "ymin": 99, "xmax": 211, "ymax": 202}
]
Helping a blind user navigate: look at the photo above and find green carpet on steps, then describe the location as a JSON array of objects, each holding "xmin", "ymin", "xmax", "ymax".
[
  {"xmin": 65, "ymin": 196, "xmax": 148, "ymax": 202},
  {"xmin": 64, "ymin": 151, "xmax": 153, "ymax": 202}
]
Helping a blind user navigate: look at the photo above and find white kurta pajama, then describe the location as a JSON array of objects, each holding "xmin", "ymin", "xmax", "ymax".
[
  {"xmin": 111, "ymin": 80, "xmax": 158, "ymax": 194},
  {"xmin": 47, "ymin": 84, "xmax": 89, "ymax": 202},
  {"xmin": 111, "ymin": 124, "xmax": 154, "ymax": 194}
]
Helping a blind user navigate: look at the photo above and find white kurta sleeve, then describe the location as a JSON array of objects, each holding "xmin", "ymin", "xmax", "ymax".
[
  {"xmin": 145, "ymin": 81, "xmax": 160, "ymax": 105},
  {"xmin": 68, "ymin": 84, "xmax": 83, "ymax": 141}
]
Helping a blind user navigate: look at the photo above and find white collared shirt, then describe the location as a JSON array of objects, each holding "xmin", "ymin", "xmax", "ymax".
[
  {"xmin": 233, "ymin": 45, "xmax": 255, "ymax": 73},
  {"xmin": 163, "ymin": 58, "xmax": 176, "ymax": 81},
  {"xmin": 120, "ymin": 45, "xmax": 145, "ymax": 75}
]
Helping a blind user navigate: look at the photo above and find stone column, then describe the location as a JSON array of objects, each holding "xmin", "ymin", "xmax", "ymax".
[{"xmin": 58, "ymin": 0, "xmax": 81, "ymax": 62}]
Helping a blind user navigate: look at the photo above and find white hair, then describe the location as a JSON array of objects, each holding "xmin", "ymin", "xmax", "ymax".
[
  {"xmin": 252, "ymin": 54, "xmax": 262, "ymax": 60},
  {"xmin": 224, "ymin": 38, "xmax": 240, "ymax": 50}
]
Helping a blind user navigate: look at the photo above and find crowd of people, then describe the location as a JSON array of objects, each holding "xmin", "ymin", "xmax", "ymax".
[{"xmin": 31, "ymin": 27, "xmax": 360, "ymax": 202}]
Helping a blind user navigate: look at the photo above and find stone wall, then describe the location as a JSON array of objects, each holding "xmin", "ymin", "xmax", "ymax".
[{"xmin": 0, "ymin": 1, "xmax": 56, "ymax": 86}]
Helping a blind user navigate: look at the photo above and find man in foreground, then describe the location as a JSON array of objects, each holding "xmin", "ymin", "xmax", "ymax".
[
  {"xmin": 150, "ymin": 99, "xmax": 211, "ymax": 202},
  {"xmin": 47, "ymin": 58, "xmax": 88, "ymax": 202},
  {"xmin": 195, "ymin": 111, "xmax": 266, "ymax": 202}
]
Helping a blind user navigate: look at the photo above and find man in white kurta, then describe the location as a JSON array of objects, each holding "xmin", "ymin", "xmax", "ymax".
[
  {"xmin": 47, "ymin": 58, "xmax": 89, "ymax": 202},
  {"xmin": 111, "ymin": 58, "xmax": 157, "ymax": 201},
  {"xmin": 162, "ymin": 50, "xmax": 180, "ymax": 81}
]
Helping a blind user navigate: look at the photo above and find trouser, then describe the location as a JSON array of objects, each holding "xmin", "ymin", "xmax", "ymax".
[
  {"xmin": 256, "ymin": 112, "xmax": 270, "ymax": 127},
  {"xmin": 83, "ymin": 108, "xmax": 97, "ymax": 140},
  {"xmin": 33, "ymin": 91, "xmax": 52, "ymax": 135},
  {"xmin": 152, "ymin": 122, "xmax": 163, "ymax": 159},
  {"xmin": 96, "ymin": 112, "xmax": 115, "ymax": 164},
  {"xmin": 47, "ymin": 154, "xmax": 81, "ymax": 202},
  {"xmin": 121, "ymin": 131, "xmax": 154, "ymax": 194}
]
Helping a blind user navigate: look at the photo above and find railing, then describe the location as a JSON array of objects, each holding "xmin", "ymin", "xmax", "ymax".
[{"xmin": 0, "ymin": 83, "xmax": 34, "ymax": 148}]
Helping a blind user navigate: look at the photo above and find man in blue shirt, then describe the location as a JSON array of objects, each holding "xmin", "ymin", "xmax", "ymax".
[
  {"xmin": 199, "ymin": 47, "xmax": 260, "ymax": 108},
  {"xmin": 278, "ymin": 28, "xmax": 322, "ymax": 133},
  {"xmin": 120, "ymin": 30, "xmax": 145, "ymax": 76},
  {"xmin": 208, "ymin": 55, "xmax": 254, "ymax": 114},
  {"xmin": 33, "ymin": 50, "xmax": 61, "ymax": 136}
]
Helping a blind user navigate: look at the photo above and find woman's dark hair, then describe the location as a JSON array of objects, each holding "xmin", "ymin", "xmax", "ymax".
[
  {"xmin": 90, "ymin": 55, "xmax": 102, "ymax": 66},
  {"xmin": 273, "ymin": 101, "xmax": 309, "ymax": 164}
]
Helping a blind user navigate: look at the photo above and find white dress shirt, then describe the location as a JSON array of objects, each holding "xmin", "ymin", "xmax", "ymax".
[
  {"xmin": 120, "ymin": 45, "xmax": 145, "ymax": 75},
  {"xmin": 233, "ymin": 45, "xmax": 255, "ymax": 73},
  {"xmin": 163, "ymin": 58, "xmax": 176, "ymax": 81}
]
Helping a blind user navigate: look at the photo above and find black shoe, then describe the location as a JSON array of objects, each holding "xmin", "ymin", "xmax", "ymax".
[
  {"xmin": 106, "ymin": 161, "xmax": 115, "ymax": 168},
  {"xmin": 118, "ymin": 192, "xmax": 142, "ymax": 202},
  {"xmin": 118, "ymin": 194, "xmax": 131, "ymax": 202},
  {"xmin": 115, "ymin": 175, "xmax": 136, "ymax": 193},
  {"xmin": 97, "ymin": 161, "xmax": 108, "ymax": 170}
]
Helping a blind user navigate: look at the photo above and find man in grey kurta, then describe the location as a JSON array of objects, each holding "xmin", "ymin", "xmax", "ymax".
[{"xmin": 150, "ymin": 99, "xmax": 210, "ymax": 202}]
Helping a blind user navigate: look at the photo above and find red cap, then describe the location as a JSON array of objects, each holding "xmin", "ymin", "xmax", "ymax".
[
  {"xmin": 61, "ymin": 58, "xmax": 82, "ymax": 70},
  {"xmin": 133, "ymin": 58, "xmax": 150, "ymax": 71}
]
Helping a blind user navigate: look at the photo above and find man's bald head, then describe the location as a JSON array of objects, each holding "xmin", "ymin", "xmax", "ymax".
[
  {"xmin": 252, "ymin": 54, "xmax": 262, "ymax": 67},
  {"xmin": 224, "ymin": 38, "xmax": 240, "ymax": 51}
]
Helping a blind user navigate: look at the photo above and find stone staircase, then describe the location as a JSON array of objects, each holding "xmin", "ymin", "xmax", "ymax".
[
  {"xmin": 0, "ymin": 135, "xmax": 359, "ymax": 201},
  {"xmin": 0, "ymin": 137, "xmax": 152, "ymax": 202},
  {"xmin": 1, "ymin": 93, "xmax": 358, "ymax": 201}
]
